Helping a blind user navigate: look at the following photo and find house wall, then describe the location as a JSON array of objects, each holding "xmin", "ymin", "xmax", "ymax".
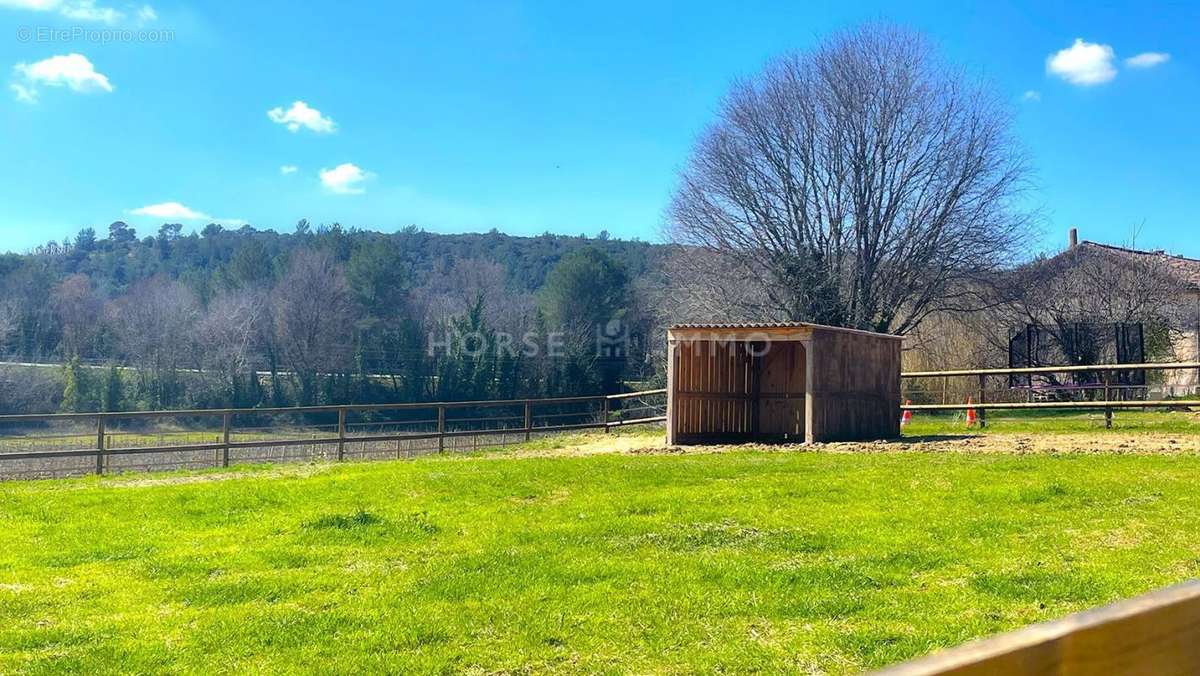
[
  {"xmin": 808, "ymin": 329, "xmax": 902, "ymax": 442},
  {"xmin": 1165, "ymin": 329, "xmax": 1200, "ymax": 395},
  {"xmin": 1163, "ymin": 290, "xmax": 1200, "ymax": 396}
]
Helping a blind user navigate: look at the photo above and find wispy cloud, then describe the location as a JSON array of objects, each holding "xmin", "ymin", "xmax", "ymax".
[
  {"xmin": 0, "ymin": 0, "xmax": 155, "ymax": 25},
  {"xmin": 1047, "ymin": 38, "xmax": 1117, "ymax": 86},
  {"xmin": 267, "ymin": 100, "xmax": 336, "ymax": 134},
  {"xmin": 11, "ymin": 53, "xmax": 113, "ymax": 103},
  {"xmin": 1021, "ymin": 90, "xmax": 1041, "ymax": 102},
  {"xmin": 1125, "ymin": 52, "xmax": 1170, "ymax": 69},
  {"xmin": 280, "ymin": 164, "xmax": 299, "ymax": 175},
  {"xmin": 320, "ymin": 163, "xmax": 371, "ymax": 195},
  {"xmin": 10, "ymin": 82, "xmax": 37, "ymax": 103},
  {"xmin": 129, "ymin": 201, "xmax": 209, "ymax": 220}
]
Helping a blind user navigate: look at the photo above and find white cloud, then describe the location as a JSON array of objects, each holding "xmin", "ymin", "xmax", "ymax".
[
  {"xmin": 0, "ymin": 0, "xmax": 148, "ymax": 24},
  {"xmin": 129, "ymin": 201, "xmax": 210, "ymax": 220},
  {"xmin": 280, "ymin": 164, "xmax": 299, "ymax": 175},
  {"xmin": 0, "ymin": 0, "xmax": 65, "ymax": 10},
  {"xmin": 10, "ymin": 82, "xmax": 37, "ymax": 103},
  {"xmin": 13, "ymin": 53, "xmax": 113, "ymax": 103},
  {"xmin": 267, "ymin": 100, "xmax": 336, "ymax": 133},
  {"xmin": 58, "ymin": 0, "xmax": 119, "ymax": 22},
  {"xmin": 1125, "ymin": 52, "xmax": 1170, "ymax": 69},
  {"xmin": 1047, "ymin": 38, "xmax": 1117, "ymax": 85},
  {"xmin": 1021, "ymin": 90, "xmax": 1041, "ymax": 102},
  {"xmin": 320, "ymin": 163, "xmax": 371, "ymax": 195}
]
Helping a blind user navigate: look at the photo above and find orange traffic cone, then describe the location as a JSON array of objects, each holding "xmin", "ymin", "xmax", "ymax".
[
  {"xmin": 901, "ymin": 400, "xmax": 913, "ymax": 426},
  {"xmin": 966, "ymin": 397, "xmax": 978, "ymax": 427}
]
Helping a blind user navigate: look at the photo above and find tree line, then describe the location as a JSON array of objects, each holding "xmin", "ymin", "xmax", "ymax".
[{"xmin": 0, "ymin": 222, "xmax": 667, "ymax": 415}]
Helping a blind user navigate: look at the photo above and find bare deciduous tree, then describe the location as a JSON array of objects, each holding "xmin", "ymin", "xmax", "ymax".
[
  {"xmin": 107, "ymin": 275, "xmax": 201, "ymax": 407},
  {"xmin": 1003, "ymin": 242, "xmax": 1187, "ymax": 364},
  {"xmin": 271, "ymin": 249, "xmax": 354, "ymax": 404},
  {"xmin": 415, "ymin": 258, "xmax": 534, "ymax": 336},
  {"xmin": 667, "ymin": 23, "xmax": 1033, "ymax": 334},
  {"xmin": 201, "ymin": 289, "xmax": 268, "ymax": 402},
  {"xmin": 0, "ymin": 299, "xmax": 15, "ymax": 355},
  {"xmin": 52, "ymin": 274, "xmax": 102, "ymax": 359},
  {"xmin": 1011, "ymin": 245, "xmax": 1182, "ymax": 330}
]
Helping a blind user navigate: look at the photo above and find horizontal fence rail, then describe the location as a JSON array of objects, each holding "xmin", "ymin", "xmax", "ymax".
[
  {"xmin": 0, "ymin": 389, "xmax": 667, "ymax": 480},
  {"xmin": 900, "ymin": 362, "xmax": 1200, "ymax": 429},
  {"xmin": 902, "ymin": 362, "xmax": 1200, "ymax": 379},
  {"xmin": 875, "ymin": 580, "xmax": 1200, "ymax": 675}
]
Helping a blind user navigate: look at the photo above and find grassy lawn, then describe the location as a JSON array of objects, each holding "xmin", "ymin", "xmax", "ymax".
[
  {"xmin": 903, "ymin": 408, "xmax": 1200, "ymax": 436},
  {"xmin": 3, "ymin": 432, "xmax": 1200, "ymax": 673}
]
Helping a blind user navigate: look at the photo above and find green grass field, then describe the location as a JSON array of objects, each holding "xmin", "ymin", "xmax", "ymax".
[
  {"xmin": 903, "ymin": 408, "xmax": 1200, "ymax": 436},
  {"xmin": 3, "ymin": 428, "xmax": 1200, "ymax": 673}
]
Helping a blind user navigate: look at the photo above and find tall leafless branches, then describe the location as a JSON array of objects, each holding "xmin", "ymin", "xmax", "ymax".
[{"xmin": 667, "ymin": 24, "xmax": 1033, "ymax": 334}]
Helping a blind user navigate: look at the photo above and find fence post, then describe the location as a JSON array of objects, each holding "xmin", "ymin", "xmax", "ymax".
[
  {"xmin": 336, "ymin": 408, "xmax": 346, "ymax": 461},
  {"xmin": 437, "ymin": 406, "xmax": 446, "ymax": 453},
  {"xmin": 1104, "ymin": 370, "xmax": 1113, "ymax": 429},
  {"xmin": 523, "ymin": 401, "xmax": 532, "ymax": 442},
  {"xmin": 602, "ymin": 397, "xmax": 611, "ymax": 434},
  {"xmin": 978, "ymin": 374, "xmax": 987, "ymax": 429},
  {"xmin": 221, "ymin": 412, "xmax": 231, "ymax": 467},
  {"xmin": 94, "ymin": 417, "xmax": 106, "ymax": 476}
]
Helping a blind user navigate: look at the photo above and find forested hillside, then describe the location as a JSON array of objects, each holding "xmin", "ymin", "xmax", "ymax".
[{"xmin": 0, "ymin": 221, "xmax": 670, "ymax": 414}]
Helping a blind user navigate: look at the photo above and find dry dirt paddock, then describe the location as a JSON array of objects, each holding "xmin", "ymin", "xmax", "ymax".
[{"xmin": 500, "ymin": 429, "xmax": 1200, "ymax": 459}]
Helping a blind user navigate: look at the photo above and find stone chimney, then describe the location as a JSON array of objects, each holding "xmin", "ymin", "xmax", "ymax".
[{"xmin": 1069, "ymin": 228, "xmax": 1078, "ymax": 250}]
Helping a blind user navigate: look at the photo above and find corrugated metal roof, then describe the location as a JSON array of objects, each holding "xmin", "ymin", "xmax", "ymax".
[
  {"xmin": 670, "ymin": 322, "xmax": 812, "ymax": 329},
  {"xmin": 668, "ymin": 322, "xmax": 904, "ymax": 340}
]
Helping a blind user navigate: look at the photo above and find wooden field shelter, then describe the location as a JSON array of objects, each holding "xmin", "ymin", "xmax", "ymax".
[{"xmin": 666, "ymin": 323, "xmax": 903, "ymax": 444}]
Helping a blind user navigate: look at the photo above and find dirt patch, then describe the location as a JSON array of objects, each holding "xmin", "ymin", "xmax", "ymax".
[
  {"xmin": 501, "ymin": 434, "xmax": 665, "ymax": 458},
  {"xmin": 514, "ymin": 432, "xmax": 1200, "ymax": 458}
]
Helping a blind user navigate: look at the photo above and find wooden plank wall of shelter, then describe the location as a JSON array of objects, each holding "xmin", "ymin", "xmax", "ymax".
[
  {"xmin": 809, "ymin": 329, "xmax": 902, "ymax": 442},
  {"xmin": 671, "ymin": 339, "xmax": 757, "ymax": 441},
  {"xmin": 757, "ymin": 342, "xmax": 806, "ymax": 440},
  {"xmin": 874, "ymin": 580, "xmax": 1200, "ymax": 676}
]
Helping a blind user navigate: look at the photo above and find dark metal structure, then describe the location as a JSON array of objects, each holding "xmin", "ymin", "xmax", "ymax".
[{"xmin": 1007, "ymin": 322, "xmax": 1146, "ymax": 395}]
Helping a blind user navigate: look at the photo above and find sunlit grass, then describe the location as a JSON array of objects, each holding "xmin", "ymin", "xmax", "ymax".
[
  {"xmin": 903, "ymin": 408, "xmax": 1200, "ymax": 437},
  {"xmin": 3, "ymin": 431, "xmax": 1200, "ymax": 672}
]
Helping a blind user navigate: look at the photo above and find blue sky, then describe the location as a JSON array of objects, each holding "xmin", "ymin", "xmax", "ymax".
[{"xmin": 0, "ymin": 0, "xmax": 1195, "ymax": 256}]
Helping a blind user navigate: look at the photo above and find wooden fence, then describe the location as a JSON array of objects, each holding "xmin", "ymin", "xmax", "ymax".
[
  {"xmin": 901, "ymin": 362, "xmax": 1200, "ymax": 428},
  {"xmin": 0, "ymin": 389, "xmax": 667, "ymax": 478},
  {"xmin": 874, "ymin": 580, "xmax": 1200, "ymax": 675}
]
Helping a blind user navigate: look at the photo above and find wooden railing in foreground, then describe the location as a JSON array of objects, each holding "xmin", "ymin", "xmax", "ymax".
[
  {"xmin": 901, "ymin": 362, "xmax": 1200, "ymax": 428},
  {"xmin": 0, "ymin": 389, "xmax": 667, "ymax": 476},
  {"xmin": 874, "ymin": 580, "xmax": 1200, "ymax": 675}
]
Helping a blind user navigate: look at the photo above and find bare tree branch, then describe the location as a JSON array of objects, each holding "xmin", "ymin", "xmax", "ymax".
[{"xmin": 666, "ymin": 23, "xmax": 1034, "ymax": 334}]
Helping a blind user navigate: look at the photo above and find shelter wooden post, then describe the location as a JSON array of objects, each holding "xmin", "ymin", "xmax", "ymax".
[
  {"xmin": 665, "ymin": 339, "xmax": 678, "ymax": 445},
  {"xmin": 802, "ymin": 336, "xmax": 816, "ymax": 445}
]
